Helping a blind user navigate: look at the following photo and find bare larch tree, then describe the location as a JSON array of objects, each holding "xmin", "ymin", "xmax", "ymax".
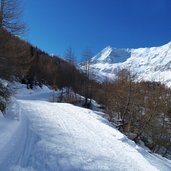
[{"xmin": 0, "ymin": 0, "xmax": 25, "ymax": 35}]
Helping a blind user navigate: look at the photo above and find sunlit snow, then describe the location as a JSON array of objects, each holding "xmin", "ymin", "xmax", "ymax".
[{"xmin": 0, "ymin": 84, "xmax": 171, "ymax": 170}]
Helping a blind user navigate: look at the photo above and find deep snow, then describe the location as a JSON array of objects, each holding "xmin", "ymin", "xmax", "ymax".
[{"xmin": 0, "ymin": 84, "xmax": 171, "ymax": 171}]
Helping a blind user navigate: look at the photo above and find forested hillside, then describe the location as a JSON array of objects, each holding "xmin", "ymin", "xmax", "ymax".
[
  {"xmin": 0, "ymin": 28, "xmax": 98, "ymax": 113},
  {"xmin": 0, "ymin": 29, "xmax": 77, "ymax": 85}
]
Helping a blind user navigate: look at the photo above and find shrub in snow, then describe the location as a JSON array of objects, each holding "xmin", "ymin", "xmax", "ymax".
[{"xmin": 0, "ymin": 81, "xmax": 11, "ymax": 113}]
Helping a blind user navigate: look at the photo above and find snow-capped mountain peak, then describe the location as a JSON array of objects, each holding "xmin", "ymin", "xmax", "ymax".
[
  {"xmin": 91, "ymin": 46, "xmax": 131, "ymax": 64},
  {"xmin": 91, "ymin": 46, "xmax": 113, "ymax": 63},
  {"xmin": 89, "ymin": 42, "xmax": 171, "ymax": 86}
]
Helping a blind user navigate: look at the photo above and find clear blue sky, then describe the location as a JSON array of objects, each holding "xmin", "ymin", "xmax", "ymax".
[{"xmin": 23, "ymin": 0, "xmax": 171, "ymax": 61}]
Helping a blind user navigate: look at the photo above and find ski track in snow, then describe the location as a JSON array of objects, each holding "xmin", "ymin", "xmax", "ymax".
[{"xmin": 0, "ymin": 85, "xmax": 171, "ymax": 171}]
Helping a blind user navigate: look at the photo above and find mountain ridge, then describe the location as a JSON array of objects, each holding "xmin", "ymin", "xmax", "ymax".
[{"xmin": 90, "ymin": 42, "xmax": 171, "ymax": 86}]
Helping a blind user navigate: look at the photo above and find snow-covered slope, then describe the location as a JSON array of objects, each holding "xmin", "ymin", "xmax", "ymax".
[
  {"xmin": 90, "ymin": 42, "xmax": 171, "ymax": 86},
  {"xmin": 0, "ymin": 84, "xmax": 171, "ymax": 171},
  {"xmin": 91, "ymin": 46, "xmax": 131, "ymax": 64}
]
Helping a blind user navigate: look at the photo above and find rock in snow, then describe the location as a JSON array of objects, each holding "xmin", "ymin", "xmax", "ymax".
[{"xmin": 0, "ymin": 84, "xmax": 171, "ymax": 171}]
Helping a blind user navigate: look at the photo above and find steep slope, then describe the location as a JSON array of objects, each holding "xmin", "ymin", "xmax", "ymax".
[
  {"xmin": 90, "ymin": 42, "xmax": 171, "ymax": 86},
  {"xmin": 0, "ymin": 84, "xmax": 171, "ymax": 171}
]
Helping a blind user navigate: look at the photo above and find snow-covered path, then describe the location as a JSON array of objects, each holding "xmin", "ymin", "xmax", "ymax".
[{"xmin": 0, "ymin": 85, "xmax": 171, "ymax": 171}]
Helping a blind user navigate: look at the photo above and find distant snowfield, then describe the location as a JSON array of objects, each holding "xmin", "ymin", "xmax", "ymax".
[{"xmin": 0, "ymin": 84, "xmax": 171, "ymax": 171}]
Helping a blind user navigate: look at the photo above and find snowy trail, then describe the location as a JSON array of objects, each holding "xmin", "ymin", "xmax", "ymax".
[{"xmin": 0, "ymin": 86, "xmax": 171, "ymax": 170}]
